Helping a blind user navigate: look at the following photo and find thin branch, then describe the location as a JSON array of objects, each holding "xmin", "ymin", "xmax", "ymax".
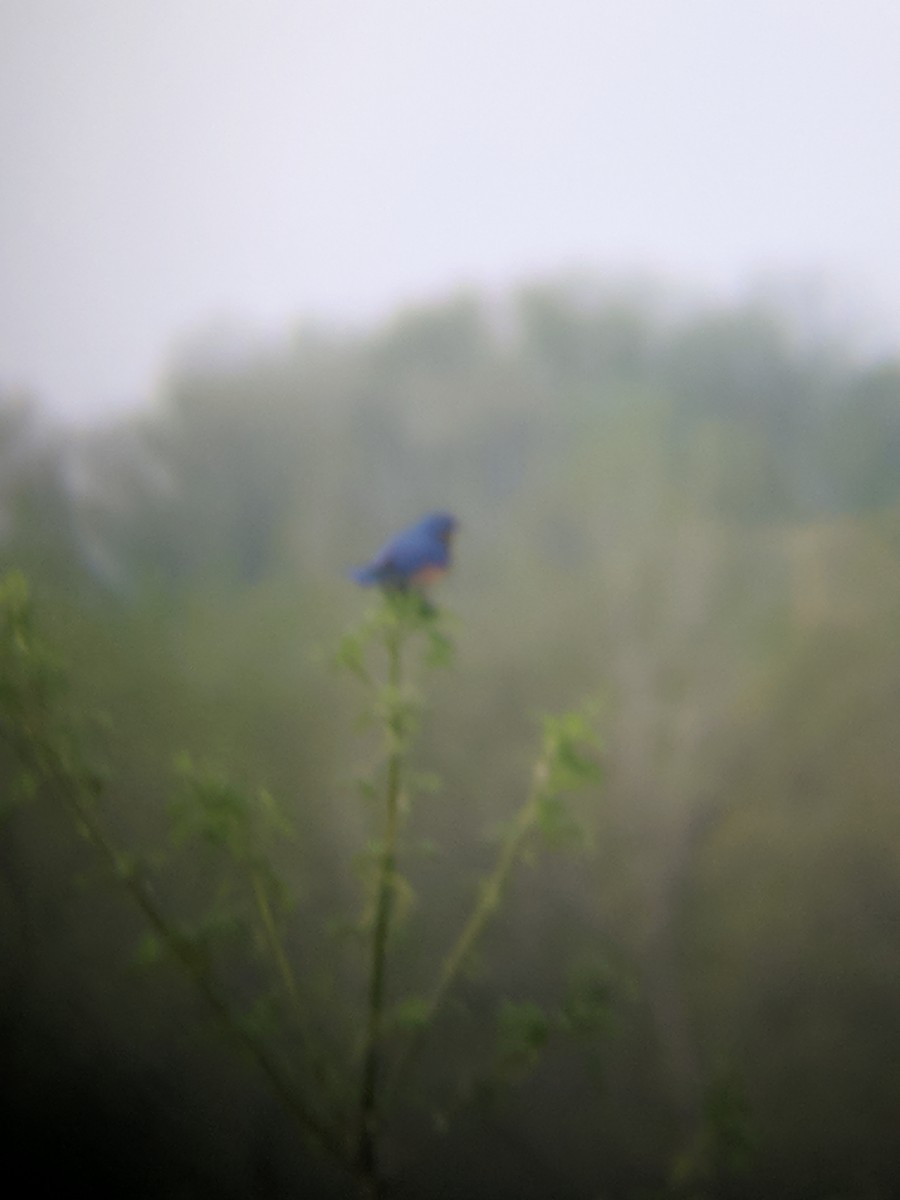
[
  {"xmin": 357, "ymin": 615, "xmax": 406, "ymax": 1192},
  {"xmin": 17, "ymin": 740, "xmax": 349, "ymax": 1166},
  {"xmin": 386, "ymin": 759, "xmax": 548, "ymax": 1101}
]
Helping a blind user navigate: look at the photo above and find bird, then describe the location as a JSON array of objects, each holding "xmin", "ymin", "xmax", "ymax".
[{"xmin": 350, "ymin": 511, "xmax": 458, "ymax": 591}]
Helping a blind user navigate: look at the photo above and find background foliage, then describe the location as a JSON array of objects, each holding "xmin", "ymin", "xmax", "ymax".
[{"xmin": 3, "ymin": 274, "xmax": 900, "ymax": 1198}]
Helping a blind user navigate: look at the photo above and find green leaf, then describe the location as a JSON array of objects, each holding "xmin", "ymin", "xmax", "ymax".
[
  {"xmin": 113, "ymin": 851, "xmax": 140, "ymax": 882},
  {"xmin": 391, "ymin": 995, "xmax": 431, "ymax": 1031},
  {"xmin": 334, "ymin": 628, "xmax": 372, "ymax": 683},
  {"xmin": 560, "ymin": 960, "xmax": 616, "ymax": 1036},
  {"xmin": 535, "ymin": 793, "xmax": 584, "ymax": 848},
  {"xmin": 134, "ymin": 932, "xmax": 164, "ymax": 967},
  {"xmin": 495, "ymin": 999, "xmax": 551, "ymax": 1079},
  {"xmin": 540, "ymin": 704, "xmax": 604, "ymax": 794},
  {"xmin": 390, "ymin": 871, "xmax": 417, "ymax": 921},
  {"xmin": 257, "ymin": 787, "xmax": 295, "ymax": 841},
  {"xmin": 424, "ymin": 627, "xmax": 455, "ymax": 669}
]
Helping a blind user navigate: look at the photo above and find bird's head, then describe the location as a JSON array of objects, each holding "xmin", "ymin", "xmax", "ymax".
[{"xmin": 421, "ymin": 511, "xmax": 458, "ymax": 543}]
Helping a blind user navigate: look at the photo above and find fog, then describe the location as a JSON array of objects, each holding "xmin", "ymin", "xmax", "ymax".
[
  {"xmin": 1, "ymin": 1, "xmax": 899, "ymax": 421},
  {"xmin": 3, "ymin": 5, "xmax": 900, "ymax": 1200},
  {"xmin": 3, "ymin": 276, "xmax": 900, "ymax": 1196}
]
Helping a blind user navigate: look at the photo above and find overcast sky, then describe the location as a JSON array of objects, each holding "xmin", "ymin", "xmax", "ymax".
[{"xmin": 1, "ymin": 1, "xmax": 899, "ymax": 422}]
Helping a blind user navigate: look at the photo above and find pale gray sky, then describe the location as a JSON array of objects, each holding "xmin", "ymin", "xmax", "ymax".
[{"xmin": 1, "ymin": 1, "xmax": 899, "ymax": 421}]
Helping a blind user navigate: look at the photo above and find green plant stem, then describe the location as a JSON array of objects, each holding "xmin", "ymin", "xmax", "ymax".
[
  {"xmin": 249, "ymin": 866, "xmax": 331, "ymax": 1082},
  {"xmin": 252, "ymin": 867, "xmax": 301, "ymax": 1004},
  {"xmin": 387, "ymin": 759, "xmax": 549, "ymax": 1101},
  {"xmin": 357, "ymin": 617, "xmax": 405, "ymax": 1193},
  {"xmin": 26, "ymin": 748, "xmax": 347, "ymax": 1166}
]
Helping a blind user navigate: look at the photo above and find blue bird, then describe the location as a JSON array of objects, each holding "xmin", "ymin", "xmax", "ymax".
[{"xmin": 350, "ymin": 511, "xmax": 458, "ymax": 591}]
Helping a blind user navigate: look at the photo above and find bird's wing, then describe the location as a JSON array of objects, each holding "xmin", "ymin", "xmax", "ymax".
[{"xmin": 388, "ymin": 529, "xmax": 448, "ymax": 576}]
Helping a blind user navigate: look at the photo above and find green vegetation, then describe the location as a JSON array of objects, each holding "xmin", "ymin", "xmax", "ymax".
[
  {"xmin": 0, "ymin": 572, "xmax": 603, "ymax": 1199},
  {"xmin": 2, "ymin": 275, "xmax": 900, "ymax": 1197}
]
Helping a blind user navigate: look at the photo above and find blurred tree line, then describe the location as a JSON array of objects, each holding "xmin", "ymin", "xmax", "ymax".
[{"xmin": 2, "ymin": 274, "xmax": 900, "ymax": 1198}]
